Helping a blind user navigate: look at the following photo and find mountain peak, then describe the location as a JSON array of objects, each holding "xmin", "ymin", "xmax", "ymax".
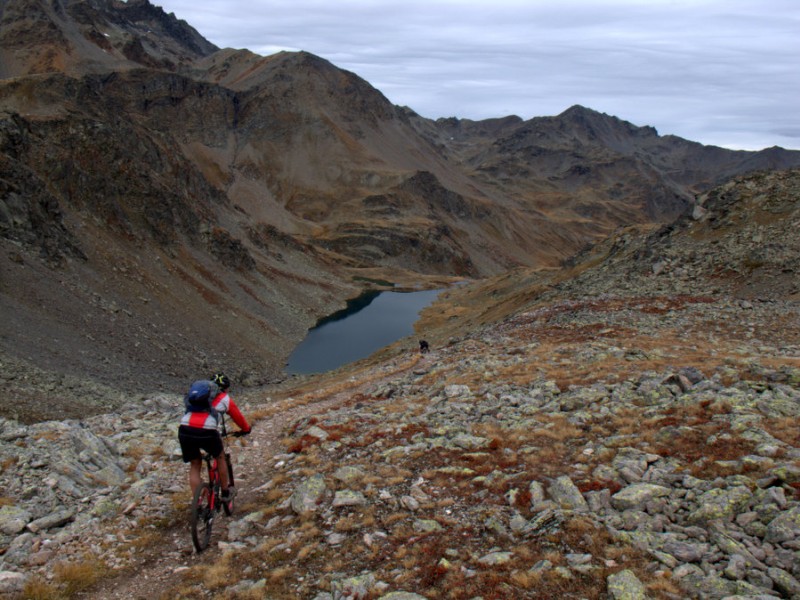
[
  {"xmin": 554, "ymin": 104, "xmax": 659, "ymax": 140},
  {"xmin": 558, "ymin": 104, "xmax": 601, "ymax": 118}
]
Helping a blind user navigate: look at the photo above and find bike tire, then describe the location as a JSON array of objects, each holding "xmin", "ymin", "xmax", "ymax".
[
  {"xmin": 190, "ymin": 483, "xmax": 214, "ymax": 553},
  {"xmin": 223, "ymin": 454, "xmax": 235, "ymax": 516}
]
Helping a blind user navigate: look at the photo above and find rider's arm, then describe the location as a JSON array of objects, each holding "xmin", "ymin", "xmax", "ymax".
[{"xmin": 226, "ymin": 397, "xmax": 251, "ymax": 432}]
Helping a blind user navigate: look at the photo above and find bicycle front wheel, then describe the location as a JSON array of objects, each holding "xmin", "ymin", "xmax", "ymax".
[{"xmin": 190, "ymin": 483, "xmax": 214, "ymax": 552}]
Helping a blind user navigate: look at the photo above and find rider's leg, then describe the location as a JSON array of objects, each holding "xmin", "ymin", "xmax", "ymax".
[{"xmin": 189, "ymin": 458, "xmax": 203, "ymax": 494}]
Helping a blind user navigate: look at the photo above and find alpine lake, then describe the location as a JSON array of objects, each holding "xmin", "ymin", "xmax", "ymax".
[{"xmin": 285, "ymin": 287, "xmax": 444, "ymax": 374}]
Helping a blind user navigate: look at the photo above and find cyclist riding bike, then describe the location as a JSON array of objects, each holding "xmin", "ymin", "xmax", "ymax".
[{"xmin": 178, "ymin": 372, "xmax": 251, "ymax": 501}]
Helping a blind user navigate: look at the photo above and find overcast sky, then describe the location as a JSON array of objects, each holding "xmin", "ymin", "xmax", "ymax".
[{"xmin": 153, "ymin": 0, "xmax": 800, "ymax": 151}]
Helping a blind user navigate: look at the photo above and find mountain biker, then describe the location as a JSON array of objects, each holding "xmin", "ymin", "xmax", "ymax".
[{"xmin": 178, "ymin": 372, "xmax": 251, "ymax": 501}]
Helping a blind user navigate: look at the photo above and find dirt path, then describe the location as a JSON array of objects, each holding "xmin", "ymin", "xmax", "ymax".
[{"xmin": 80, "ymin": 356, "xmax": 423, "ymax": 599}]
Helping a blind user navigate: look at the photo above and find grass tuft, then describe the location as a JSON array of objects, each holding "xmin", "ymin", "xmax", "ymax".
[
  {"xmin": 53, "ymin": 559, "xmax": 105, "ymax": 596},
  {"xmin": 21, "ymin": 578, "xmax": 64, "ymax": 600}
]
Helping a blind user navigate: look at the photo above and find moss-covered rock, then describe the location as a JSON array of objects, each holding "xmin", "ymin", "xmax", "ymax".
[
  {"xmin": 290, "ymin": 473, "xmax": 328, "ymax": 513},
  {"xmin": 606, "ymin": 569, "xmax": 647, "ymax": 600},
  {"xmin": 687, "ymin": 486, "xmax": 752, "ymax": 524}
]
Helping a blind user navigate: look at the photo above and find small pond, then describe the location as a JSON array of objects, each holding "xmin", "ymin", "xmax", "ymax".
[{"xmin": 285, "ymin": 288, "xmax": 443, "ymax": 374}]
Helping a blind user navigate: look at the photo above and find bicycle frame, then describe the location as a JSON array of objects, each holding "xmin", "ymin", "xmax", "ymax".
[
  {"xmin": 203, "ymin": 452, "xmax": 222, "ymax": 511},
  {"xmin": 202, "ymin": 416, "xmax": 235, "ymax": 508},
  {"xmin": 190, "ymin": 414, "xmax": 239, "ymax": 552}
]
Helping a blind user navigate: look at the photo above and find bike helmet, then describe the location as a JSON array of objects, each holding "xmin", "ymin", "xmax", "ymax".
[{"xmin": 211, "ymin": 372, "xmax": 231, "ymax": 391}]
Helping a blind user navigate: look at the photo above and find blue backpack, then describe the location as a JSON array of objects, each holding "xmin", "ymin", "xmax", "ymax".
[{"xmin": 184, "ymin": 380, "xmax": 220, "ymax": 420}]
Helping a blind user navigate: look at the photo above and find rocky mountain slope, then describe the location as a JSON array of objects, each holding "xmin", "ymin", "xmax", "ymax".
[
  {"xmin": 0, "ymin": 168, "xmax": 798, "ymax": 599},
  {"xmin": 413, "ymin": 166, "xmax": 800, "ymax": 342},
  {"xmin": 0, "ymin": 0, "xmax": 217, "ymax": 76},
  {"xmin": 2, "ymin": 0, "xmax": 800, "ymax": 422}
]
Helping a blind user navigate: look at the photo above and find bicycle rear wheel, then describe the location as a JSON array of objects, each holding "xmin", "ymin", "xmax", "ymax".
[
  {"xmin": 190, "ymin": 483, "xmax": 214, "ymax": 552},
  {"xmin": 223, "ymin": 455, "xmax": 235, "ymax": 516}
]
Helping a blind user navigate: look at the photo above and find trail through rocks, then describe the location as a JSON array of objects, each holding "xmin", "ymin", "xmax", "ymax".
[
  {"xmin": 77, "ymin": 398, "xmax": 338, "ymax": 599},
  {"xmin": 79, "ymin": 360, "xmax": 423, "ymax": 599}
]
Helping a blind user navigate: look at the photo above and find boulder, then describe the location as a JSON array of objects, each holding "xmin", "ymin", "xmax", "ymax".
[
  {"xmin": 687, "ymin": 486, "xmax": 752, "ymax": 524},
  {"xmin": 607, "ymin": 569, "xmax": 647, "ymax": 600},
  {"xmin": 765, "ymin": 505, "xmax": 800, "ymax": 544},
  {"xmin": 0, "ymin": 506, "xmax": 31, "ymax": 535},
  {"xmin": 0, "ymin": 571, "xmax": 27, "ymax": 595},
  {"xmin": 548, "ymin": 476, "xmax": 589, "ymax": 511},
  {"xmin": 332, "ymin": 490, "xmax": 367, "ymax": 508},
  {"xmin": 611, "ymin": 483, "xmax": 671, "ymax": 511},
  {"xmin": 290, "ymin": 474, "xmax": 328, "ymax": 513}
]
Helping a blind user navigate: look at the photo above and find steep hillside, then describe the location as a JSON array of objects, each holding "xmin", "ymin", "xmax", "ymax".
[{"xmin": 1, "ymin": 0, "xmax": 799, "ymax": 418}]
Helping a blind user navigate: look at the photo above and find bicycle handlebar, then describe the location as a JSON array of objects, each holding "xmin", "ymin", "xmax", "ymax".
[{"xmin": 218, "ymin": 413, "xmax": 252, "ymax": 438}]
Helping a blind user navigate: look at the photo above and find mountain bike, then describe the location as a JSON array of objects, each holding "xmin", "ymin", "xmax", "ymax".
[{"xmin": 190, "ymin": 416, "xmax": 247, "ymax": 553}]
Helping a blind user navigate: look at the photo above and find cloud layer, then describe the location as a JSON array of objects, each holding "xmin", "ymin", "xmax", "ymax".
[{"xmin": 156, "ymin": 0, "xmax": 800, "ymax": 150}]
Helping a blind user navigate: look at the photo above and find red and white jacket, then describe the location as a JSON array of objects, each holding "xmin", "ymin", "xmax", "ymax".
[{"xmin": 181, "ymin": 391, "xmax": 251, "ymax": 433}]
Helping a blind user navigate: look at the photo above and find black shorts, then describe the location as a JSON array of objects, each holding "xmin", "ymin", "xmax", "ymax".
[{"xmin": 178, "ymin": 425, "xmax": 223, "ymax": 462}]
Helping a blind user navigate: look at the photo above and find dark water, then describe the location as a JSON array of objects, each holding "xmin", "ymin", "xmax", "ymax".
[{"xmin": 285, "ymin": 288, "xmax": 443, "ymax": 374}]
